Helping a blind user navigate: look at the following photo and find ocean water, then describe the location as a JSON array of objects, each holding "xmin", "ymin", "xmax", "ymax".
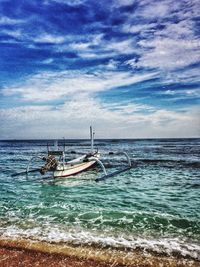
[{"xmin": 0, "ymin": 139, "xmax": 200, "ymax": 261}]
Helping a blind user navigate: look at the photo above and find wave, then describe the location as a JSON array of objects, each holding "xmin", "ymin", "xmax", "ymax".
[
  {"xmin": 99, "ymin": 158, "xmax": 200, "ymax": 170},
  {"xmin": 131, "ymin": 159, "xmax": 200, "ymax": 168},
  {"xmin": 1, "ymin": 238, "xmax": 200, "ymax": 267},
  {"xmin": 1, "ymin": 225, "xmax": 200, "ymax": 261}
]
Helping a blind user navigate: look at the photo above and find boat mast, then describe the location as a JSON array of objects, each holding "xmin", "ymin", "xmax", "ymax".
[
  {"xmin": 54, "ymin": 140, "xmax": 58, "ymax": 150},
  {"xmin": 90, "ymin": 126, "xmax": 94, "ymax": 153}
]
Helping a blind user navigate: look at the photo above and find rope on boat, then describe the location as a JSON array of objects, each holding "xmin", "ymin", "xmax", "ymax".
[{"xmin": 40, "ymin": 155, "xmax": 58, "ymax": 175}]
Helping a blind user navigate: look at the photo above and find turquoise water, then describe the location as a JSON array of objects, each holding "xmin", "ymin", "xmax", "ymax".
[{"xmin": 0, "ymin": 139, "xmax": 200, "ymax": 259}]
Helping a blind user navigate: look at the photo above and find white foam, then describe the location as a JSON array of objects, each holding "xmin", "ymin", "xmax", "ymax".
[{"xmin": 1, "ymin": 225, "xmax": 200, "ymax": 260}]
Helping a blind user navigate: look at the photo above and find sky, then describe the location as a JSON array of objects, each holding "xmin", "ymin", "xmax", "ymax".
[{"xmin": 0, "ymin": 0, "xmax": 200, "ymax": 139}]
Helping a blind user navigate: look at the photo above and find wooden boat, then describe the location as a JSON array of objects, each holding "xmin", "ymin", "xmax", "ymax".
[
  {"xmin": 40, "ymin": 127, "xmax": 101, "ymax": 178},
  {"xmin": 53, "ymin": 152, "xmax": 100, "ymax": 178},
  {"xmin": 12, "ymin": 127, "xmax": 132, "ymax": 181}
]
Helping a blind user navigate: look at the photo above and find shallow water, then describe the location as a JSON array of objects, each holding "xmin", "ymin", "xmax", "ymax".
[{"xmin": 0, "ymin": 139, "xmax": 200, "ymax": 260}]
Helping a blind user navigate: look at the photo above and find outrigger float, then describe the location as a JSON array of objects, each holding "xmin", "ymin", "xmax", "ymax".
[{"xmin": 12, "ymin": 127, "xmax": 132, "ymax": 182}]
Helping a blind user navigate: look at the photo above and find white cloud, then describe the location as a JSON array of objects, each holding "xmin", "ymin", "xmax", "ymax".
[
  {"xmin": 138, "ymin": 1, "xmax": 170, "ymax": 19},
  {"xmin": 54, "ymin": 33, "xmax": 109, "ymax": 58},
  {"xmin": 155, "ymin": 20, "xmax": 195, "ymax": 39},
  {"xmin": 70, "ymin": 42, "xmax": 90, "ymax": 50},
  {"xmin": 163, "ymin": 89, "xmax": 200, "ymax": 98},
  {"xmin": 32, "ymin": 33, "xmax": 66, "ymax": 44},
  {"xmin": 105, "ymin": 39, "xmax": 137, "ymax": 54},
  {"xmin": 137, "ymin": 38, "xmax": 200, "ymax": 70},
  {"xmin": 45, "ymin": 0, "xmax": 86, "ymax": 6},
  {"xmin": 125, "ymin": 58, "xmax": 138, "ymax": 68},
  {"xmin": 122, "ymin": 23, "xmax": 157, "ymax": 34},
  {"xmin": 0, "ymin": 16, "xmax": 23, "ymax": 25},
  {"xmin": 1, "ymin": 29, "xmax": 22, "ymax": 39},
  {"xmin": 136, "ymin": 0, "xmax": 196, "ymax": 20},
  {"xmin": 0, "ymin": 97, "xmax": 199, "ymax": 139},
  {"xmin": 119, "ymin": 0, "xmax": 200, "ymax": 74},
  {"xmin": 115, "ymin": 0, "xmax": 136, "ymax": 7},
  {"xmin": 2, "ymin": 70, "xmax": 158, "ymax": 102},
  {"xmin": 42, "ymin": 58, "xmax": 54, "ymax": 64},
  {"xmin": 167, "ymin": 66, "xmax": 200, "ymax": 84},
  {"xmin": 67, "ymin": 34, "xmax": 103, "ymax": 55},
  {"xmin": 106, "ymin": 59, "xmax": 119, "ymax": 70},
  {"xmin": 67, "ymin": 34, "xmax": 138, "ymax": 59},
  {"xmin": 1, "ymin": 0, "xmax": 199, "ymax": 139},
  {"xmin": 103, "ymin": 101, "xmax": 155, "ymax": 114}
]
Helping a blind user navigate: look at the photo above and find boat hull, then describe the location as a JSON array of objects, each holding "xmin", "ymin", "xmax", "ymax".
[
  {"xmin": 53, "ymin": 153, "xmax": 100, "ymax": 178},
  {"xmin": 53, "ymin": 160, "xmax": 96, "ymax": 178}
]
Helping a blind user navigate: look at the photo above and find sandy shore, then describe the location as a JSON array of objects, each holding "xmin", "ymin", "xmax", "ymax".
[
  {"xmin": 0, "ymin": 247, "xmax": 111, "ymax": 267},
  {"xmin": 0, "ymin": 238, "xmax": 199, "ymax": 267}
]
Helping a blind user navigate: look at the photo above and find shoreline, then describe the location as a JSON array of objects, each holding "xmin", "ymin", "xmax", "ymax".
[
  {"xmin": 0, "ymin": 238, "xmax": 200, "ymax": 267},
  {"xmin": 0, "ymin": 246, "xmax": 110, "ymax": 267}
]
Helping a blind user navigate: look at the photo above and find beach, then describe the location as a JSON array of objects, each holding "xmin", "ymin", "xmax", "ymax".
[
  {"xmin": 0, "ymin": 244, "xmax": 110, "ymax": 267},
  {"xmin": 0, "ymin": 139, "xmax": 200, "ymax": 266},
  {"xmin": 1, "ymin": 0, "xmax": 199, "ymax": 264},
  {"xmin": 0, "ymin": 238, "xmax": 200, "ymax": 267}
]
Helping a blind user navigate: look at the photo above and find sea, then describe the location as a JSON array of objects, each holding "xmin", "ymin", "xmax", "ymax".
[{"xmin": 0, "ymin": 138, "xmax": 200, "ymax": 264}]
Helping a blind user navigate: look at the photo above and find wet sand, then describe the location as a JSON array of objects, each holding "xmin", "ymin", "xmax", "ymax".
[
  {"xmin": 0, "ymin": 238, "xmax": 199, "ymax": 267},
  {"xmin": 0, "ymin": 247, "xmax": 111, "ymax": 267}
]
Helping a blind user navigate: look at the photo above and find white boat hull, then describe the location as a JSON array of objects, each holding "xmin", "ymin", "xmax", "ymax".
[{"xmin": 53, "ymin": 153, "xmax": 99, "ymax": 178}]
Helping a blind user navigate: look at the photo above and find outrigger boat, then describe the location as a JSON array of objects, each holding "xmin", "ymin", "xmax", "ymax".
[{"xmin": 12, "ymin": 127, "xmax": 132, "ymax": 182}]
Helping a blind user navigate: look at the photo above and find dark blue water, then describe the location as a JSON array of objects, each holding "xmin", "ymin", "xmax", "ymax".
[{"xmin": 0, "ymin": 139, "xmax": 200, "ymax": 259}]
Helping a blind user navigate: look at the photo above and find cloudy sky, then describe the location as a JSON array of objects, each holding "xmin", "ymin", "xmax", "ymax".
[{"xmin": 0, "ymin": 0, "xmax": 200, "ymax": 139}]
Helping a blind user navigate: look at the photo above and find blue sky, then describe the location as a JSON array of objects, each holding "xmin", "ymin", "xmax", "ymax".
[{"xmin": 0, "ymin": 0, "xmax": 200, "ymax": 138}]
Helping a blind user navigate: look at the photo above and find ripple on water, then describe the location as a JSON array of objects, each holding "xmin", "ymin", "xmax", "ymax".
[{"xmin": 0, "ymin": 139, "xmax": 200, "ymax": 260}]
